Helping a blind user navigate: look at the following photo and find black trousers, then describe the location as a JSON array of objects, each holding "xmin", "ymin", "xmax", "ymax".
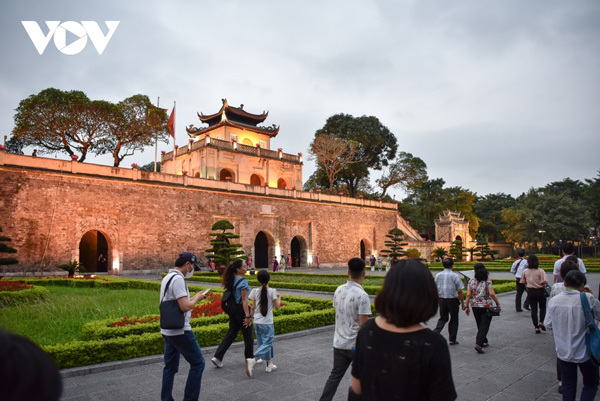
[
  {"xmin": 515, "ymin": 278, "xmax": 529, "ymax": 310},
  {"xmin": 472, "ymin": 307, "xmax": 492, "ymax": 347},
  {"xmin": 526, "ymin": 287, "xmax": 547, "ymax": 328},
  {"xmin": 319, "ymin": 348, "xmax": 353, "ymax": 401},
  {"xmin": 434, "ymin": 298, "xmax": 460, "ymax": 342},
  {"xmin": 214, "ymin": 306, "xmax": 254, "ymax": 360}
]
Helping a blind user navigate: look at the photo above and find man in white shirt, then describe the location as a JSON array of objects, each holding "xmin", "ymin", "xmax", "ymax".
[
  {"xmin": 511, "ymin": 249, "xmax": 530, "ymax": 312},
  {"xmin": 553, "ymin": 242, "xmax": 586, "ymax": 283},
  {"xmin": 320, "ymin": 257, "xmax": 372, "ymax": 401},
  {"xmin": 433, "ymin": 258, "xmax": 465, "ymax": 345},
  {"xmin": 160, "ymin": 252, "xmax": 209, "ymax": 401}
]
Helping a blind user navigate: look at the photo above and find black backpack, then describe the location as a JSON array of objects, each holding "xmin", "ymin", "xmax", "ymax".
[{"xmin": 221, "ymin": 279, "xmax": 242, "ymax": 315}]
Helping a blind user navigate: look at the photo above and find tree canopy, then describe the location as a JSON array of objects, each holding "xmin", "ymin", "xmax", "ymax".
[
  {"xmin": 376, "ymin": 151, "xmax": 427, "ymax": 198},
  {"xmin": 12, "ymin": 88, "xmax": 168, "ymax": 165},
  {"xmin": 311, "ymin": 113, "xmax": 398, "ymax": 197}
]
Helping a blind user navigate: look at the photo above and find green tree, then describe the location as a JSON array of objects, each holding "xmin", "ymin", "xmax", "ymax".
[
  {"xmin": 474, "ymin": 193, "xmax": 516, "ymax": 242},
  {"xmin": 205, "ymin": 220, "xmax": 246, "ymax": 268},
  {"xmin": 449, "ymin": 239, "xmax": 464, "ymax": 261},
  {"xmin": 312, "ymin": 113, "xmax": 398, "ymax": 197},
  {"xmin": 376, "ymin": 152, "xmax": 428, "ymax": 198},
  {"xmin": 0, "ymin": 227, "xmax": 18, "ymax": 266},
  {"xmin": 97, "ymin": 95, "xmax": 169, "ymax": 167},
  {"xmin": 380, "ymin": 228, "xmax": 408, "ymax": 260},
  {"xmin": 5, "ymin": 136, "xmax": 24, "ymax": 155},
  {"xmin": 585, "ymin": 170, "xmax": 600, "ymax": 234},
  {"xmin": 400, "ymin": 178, "xmax": 446, "ymax": 240},
  {"xmin": 12, "ymin": 88, "xmax": 111, "ymax": 162},
  {"xmin": 432, "ymin": 246, "xmax": 448, "ymax": 261},
  {"xmin": 442, "ymin": 186, "xmax": 479, "ymax": 238},
  {"xmin": 465, "ymin": 246, "xmax": 480, "ymax": 261},
  {"xmin": 140, "ymin": 161, "xmax": 160, "ymax": 172},
  {"xmin": 406, "ymin": 248, "xmax": 421, "ymax": 259}
]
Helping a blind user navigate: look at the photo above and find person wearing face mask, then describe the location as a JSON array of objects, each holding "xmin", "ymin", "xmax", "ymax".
[{"xmin": 160, "ymin": 252, "xmax": 208, "ymax": 401}]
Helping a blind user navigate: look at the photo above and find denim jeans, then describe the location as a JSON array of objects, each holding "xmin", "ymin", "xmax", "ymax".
[
  {"xmin": 161, "ymin": 331, "xmax": 205, "ymax": 401},
  {"xmin": 434, "ymin": 298, "xmax": 460, "ymax": 342},
  {"xmin": 558, "ymin": 358, "xmax": 599, "ymax": 401},
  {"xmin": 214, "ymin": 307, "xmax": 254, "ymax": 360},
  {"xmin": 472, "ymin": 307, "xmax": 492, "ymax": 347},
  {"xmin": 254, "ymin": 323, "xmax": 275, "ymax": 361},
  {"xmin": 319, "ymin": 348, "xmax": 354, "ymax": 401}
]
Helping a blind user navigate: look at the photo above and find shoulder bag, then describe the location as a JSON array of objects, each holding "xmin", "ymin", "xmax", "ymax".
[
  {"xmin": 159, "ymin": 274, "xmax": 185, "ymax": 329},
  {"xmin": 221, "ymin": 279, "xmax": 242, "ymax": 315},
  {"xmin": 580, "ymin": 291, "xmax": 600, "ymax": 365},
  {"xmin": 485, "ymin": 280, "xmax": 501, "ymax": 317}
]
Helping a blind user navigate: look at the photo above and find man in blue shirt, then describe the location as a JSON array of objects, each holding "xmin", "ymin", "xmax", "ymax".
[{"xmin": 433, "ymin": 258, "xmax": 465, "ymax": 345}]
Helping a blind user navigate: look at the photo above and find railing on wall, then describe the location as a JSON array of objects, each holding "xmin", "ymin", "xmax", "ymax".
[
  {"xmin": 0, "ymin": 152, "xmax": 397, "ymax": 211},
  {"xmin": 161, "ymin": 137, "xmax": 303, "ymax": 165}
]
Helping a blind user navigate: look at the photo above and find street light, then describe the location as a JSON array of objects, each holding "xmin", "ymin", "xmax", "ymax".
[{"xmin": 538, "ymin": 229, "xmax": 546, "ymax": 254}]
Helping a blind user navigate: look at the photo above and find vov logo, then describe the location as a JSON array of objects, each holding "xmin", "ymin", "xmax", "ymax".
[{"xmin": 22, "ymin": 21, "xmax": 120, "ymax": 55}]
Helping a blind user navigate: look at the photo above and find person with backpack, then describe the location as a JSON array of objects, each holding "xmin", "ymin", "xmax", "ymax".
[
  {"xmin": 246, "ymin": 270, "xmax": 281, "ymax": 376},
  {"xmin": 211, "ymin": 259, "xmax": 254, "ymax": 375}
]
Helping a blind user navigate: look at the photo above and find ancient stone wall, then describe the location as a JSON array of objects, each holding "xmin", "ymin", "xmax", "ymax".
[{"xmin": 0, "ymin": 153, "xmax": 399, "ymax": 273}]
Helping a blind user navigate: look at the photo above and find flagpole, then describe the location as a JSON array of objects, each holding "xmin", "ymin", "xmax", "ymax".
[
  {"xmin": 154, "ymin": 96, "xmax": 159, "ymax": 172},
  {"xmin": 172, "ymin": 101, "xmax": 176, "ymax": 174}
]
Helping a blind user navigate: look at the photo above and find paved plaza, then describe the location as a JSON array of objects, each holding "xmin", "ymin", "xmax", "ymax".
[{"xmin": 58, "ymin": 268, "xmax": 600, "ymax": 401}]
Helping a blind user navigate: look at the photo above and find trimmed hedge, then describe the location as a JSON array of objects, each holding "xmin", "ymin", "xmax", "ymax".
[
  {"xmin": 0, "ymin": 285, "xmax": 50, "ymax": 307},
  {"xmin": 45, "ymin": 307, "xmax": 336, "ymax": 369},
  {"xmin": 81, "ymin": 301, "xmax": 313, "ymax": 340}
]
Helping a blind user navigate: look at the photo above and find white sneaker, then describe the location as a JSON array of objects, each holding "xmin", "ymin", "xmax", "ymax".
[
  {"xmin": 246, "ymin": 358, "xmax": 256, "ymax": 377},
  {"xmin": 256, "ymin": 358, "xmax": 264, "ymax": 365},
  {"xmin": 265, "ymin": 363, "xmax": 277, "ymax": 373},
  {"xmin": 211, "ymin": 357, "xmax": 223, "ymax": 368}
]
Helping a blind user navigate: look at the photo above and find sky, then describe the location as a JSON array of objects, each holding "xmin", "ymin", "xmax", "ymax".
[{"xmin": 1, "ymin": 0, "xmax": 599, "ymax": 200}]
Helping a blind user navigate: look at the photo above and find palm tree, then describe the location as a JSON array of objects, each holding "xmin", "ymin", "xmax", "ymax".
[{"xmin": 432, "ymin": 247, "xmax": 448, "ymax": 261}]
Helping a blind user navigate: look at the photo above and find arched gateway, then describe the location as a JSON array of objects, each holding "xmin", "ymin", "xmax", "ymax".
[{"xmin": 79, "ymin": 230, "xmax": 109, "ymax": 273}]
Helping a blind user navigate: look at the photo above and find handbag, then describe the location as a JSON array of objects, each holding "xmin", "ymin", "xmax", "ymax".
[
  {"xmin": 486, "ymin": 306, "xmax": 501, "ymax": 317},
  {"xmin": 543, "ymin": 283, "xmax": 552, "ymax": 297},
  {"xmin": 580, "ymin": 292, "xmax": 600, "ymax": 365},
  {"xmin": 160, "ymin": 274, "xmax": 185, "ymax": 329}
]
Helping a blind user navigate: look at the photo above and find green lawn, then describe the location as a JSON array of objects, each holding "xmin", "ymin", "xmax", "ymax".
[{"xmin": 0, "ymin": 286, "xmax": 158, "ymax": 346}]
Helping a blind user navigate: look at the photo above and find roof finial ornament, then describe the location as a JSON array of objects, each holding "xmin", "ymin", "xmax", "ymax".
[{"xmin": 240, "ymin": 104, "xmax": 244, "ymax": 109}]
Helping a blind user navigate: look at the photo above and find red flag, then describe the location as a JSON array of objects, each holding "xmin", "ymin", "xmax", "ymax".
[{"xmin": 167, "ymin": 106, "xmax": 175, "ymax": 138}]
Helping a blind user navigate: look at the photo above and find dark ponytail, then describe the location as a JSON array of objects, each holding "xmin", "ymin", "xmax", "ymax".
[{"xmin": 257, "ymin": 270, "xmax": 270, "ymax": 317}]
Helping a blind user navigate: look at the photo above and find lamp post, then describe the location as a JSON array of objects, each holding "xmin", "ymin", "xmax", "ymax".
[{"xmin": 538, "ymin": 229, "xmax": 546, "ymax": 254}]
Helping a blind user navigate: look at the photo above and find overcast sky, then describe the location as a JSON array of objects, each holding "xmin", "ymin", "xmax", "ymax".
[{"xmin": 1, "ymin": 0, "xmax": 599, "ymax": 200}]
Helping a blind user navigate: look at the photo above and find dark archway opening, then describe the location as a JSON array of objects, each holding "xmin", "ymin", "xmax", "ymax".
[
  {"xmin": 219, "ymin": 169, "xmax": 234, "ymax": 181},
  {"xmin": 79, "ymin": 231, "xmax": 108, "ymax": 273},
  {"xmin": 291, "ymin": 237, "xmax": 300, "ymax": 267},
  {"xmin": 277, "ymin": 178, "xmax": 287, "ymax": 189},
  {"xmin": 254, "ymin": 231, "xmax": 269, "ymax": 269},
  {"xmin": 360, "ymin": 240, "xmax": 366, "ymax": 261}
]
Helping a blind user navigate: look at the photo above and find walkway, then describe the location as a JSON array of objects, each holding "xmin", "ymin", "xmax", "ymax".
[{"xmin": 59, "ymin": 269, "xmax": 600, "ymax": 401}]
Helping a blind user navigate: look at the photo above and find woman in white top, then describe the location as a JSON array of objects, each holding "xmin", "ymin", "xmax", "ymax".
[{"xmin": 247, "ymin": 270, "xmax": 281, "ymax": 376}]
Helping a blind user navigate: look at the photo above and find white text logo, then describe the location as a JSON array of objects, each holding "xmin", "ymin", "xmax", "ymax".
[{"xmin": 22, "ymin": 21, "xmax": 120, "ymax": 55}]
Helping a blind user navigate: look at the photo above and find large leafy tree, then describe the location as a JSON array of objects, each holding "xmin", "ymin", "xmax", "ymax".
[
  {"xmin": 399, "ymin": 178, "xmax": 446, "ymax": 240},
  {"xmin": 12, "ymin": 88, "xmax": 111, "ymax": 162},
  {"xmin": 502, "ymin": 185, "xmax": 591, "ymax": 248},
  {"xmin": 585, "ymin": 170, "xmax": 600, "ymax": 233},
  {"xmin": 376, "ymin": 151, "xmax": 427, "ymax": 198},
  {"xmin": 97, "ymin": 95, "xmax": 169, "ymax": 167},
  {"xmin": 474, "ymin": 193, "xmax": 517, "ymax": 243},
  {"xmin": 312, "ymin": 113, "xmax": 398, "ymax": 197},
  {"xmin": 5, "ymin": 136, "xmax": 24, "ymax": 155}
]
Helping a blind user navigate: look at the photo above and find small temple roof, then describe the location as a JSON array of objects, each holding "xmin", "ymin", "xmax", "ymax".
[{"xmin": 186, "ymin": 99, "xmax": 279, "ymax": 137}]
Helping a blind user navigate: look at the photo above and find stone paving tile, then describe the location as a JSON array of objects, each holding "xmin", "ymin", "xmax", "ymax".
[{"xmin": 57, "ymin": 275, "xmax": 600, "ymax": 400}]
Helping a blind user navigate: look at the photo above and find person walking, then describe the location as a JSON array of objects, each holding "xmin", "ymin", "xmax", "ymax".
[
  {"xmin": 350, "ymin": 259, "xmax": 457, "ymax": 400},
  {"xmin": 211, "ymin": 259, "xmax": 254, "ymax": 376},
  {"xmin": 247, "ymin": 270, "xmax": 281, "ymax": 376},
  {"xmin": 377, "ymin": 254, "xmax": 383, "ymax": 270},
  {"xmin": 319, "ymin": 257, "xmax": 371, "ymax": 401},
  {"xmin": 511, "ymin": 249, "xmax": 530, "ymax": 312},
  {"xmin": 280, "ymin": 254, "xmax": 286, "ymax": 272},
  {"xmin": 545, "ymin": 270, "xmax": 600, "ymax": 401},
  {"xmin": 272, "ymin": 257, "xmax": 279, "ymax": 272},
  {"xmin": 370, "ymin": 254, "xmax": 376, "ymax": 271},
  {"xmin": 465, "ymin": 263, "xmax": 502, "ymax": 354},
  {"xmin": 433, "ymin": 258, "xmax": 465, "ymax": 345},
  {"xmin": 521, "ymin": 254, "xmax": 549, "ymax": 334},
  {"xmin": 553, "ymin": 242, "xmax": 586, "ymax": 283},
  {"xmin": 160, "ymin": 252, "xmax": 208, "ymax": 401}
]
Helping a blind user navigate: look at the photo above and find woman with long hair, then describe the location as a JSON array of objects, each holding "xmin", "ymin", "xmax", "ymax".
[
  {"xmin": 350, "ymin": 259, "xmax": 457, "ymax": 400},
  {"xmin": 521, "ymin": 254, "xmax": 548, "ymax": 334},
  {"xmin": 210, "ymin": 259, "xmax": 255, "ymax": 376},
  {"xmin": 464, "ymin": 263, "xmax": 502, "ymax": 354},
  {"xmin": 247, "ymin": 270, "xmax": 281, "ymax": 375}
]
